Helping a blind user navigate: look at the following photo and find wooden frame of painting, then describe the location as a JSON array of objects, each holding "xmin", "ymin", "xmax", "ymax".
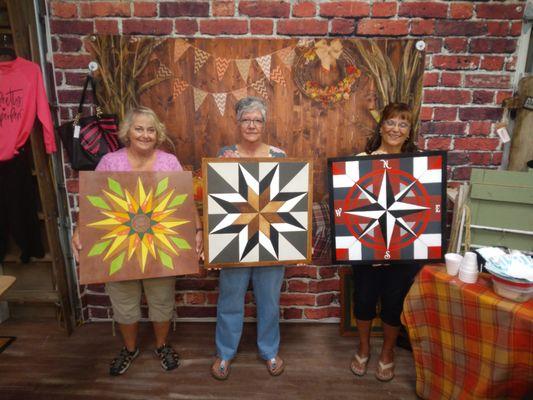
[
  {"xmin": 79, "ymin": 171, "xmax": 199, "ymax": 284},
  {"xmin": 339, "ymin": 268, "xmax": 383, "ymax": 337},
  {"xmin": 328, "ymin": 151, "xmax": 447, "ymax": 266},
  {"xmin": 202, "ymin": 157, "xmax": 313, "ymax": 268}
]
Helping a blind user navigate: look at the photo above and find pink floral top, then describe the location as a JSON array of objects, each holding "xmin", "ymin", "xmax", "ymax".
[
  {"xmin": 96, "ymin": 148, "xmax": 183, "ymax": 172},
  {"xmin": 217, "ymin": 144, "xmax": 286, "ymax": 158}
]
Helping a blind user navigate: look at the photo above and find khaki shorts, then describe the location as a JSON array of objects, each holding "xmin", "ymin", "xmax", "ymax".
[{"xmin": 105, "ymin": 277, "xmax": 176, "ymax": 324}]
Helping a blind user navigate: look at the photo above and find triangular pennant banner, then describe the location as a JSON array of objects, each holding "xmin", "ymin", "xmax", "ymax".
[
  {"xmin": 256, "ymin": 55, "xmax": 272, "ymax": 80},
  {"xmin": 193, "ymin": 87, "xmax": 208, "ymax": 111},
  {"xmin": 270, "ymin": 66, "xmax": 286, "ymax": 87},
  {"xmin": 172, "ymin": 78, "xmax": 189, "ymax": 99},
  {"xmin": 251, "ymin": 78, "xmax": 268, "ymax": 99},
  {"xmin": 232, "ymin": 87, "xmax": 248, "ymax": 101},
  {"xmin": 277, "ymin": 47, "xmax": 296, "ymax": 67},
  {"xmin": 215, "ymin": 57, "xmax": 231, "ymax": 81},
  {"xmin": 174, "ymin": 39, "xmax": 190, "ymax": 62},
  {"xmin": 235, "ymin": 59, "xmax": 251, "ymax": 83},
  {"xmin": 194, "ymin": 48, "xmax": 210, "ymax": 74},
  {"xmin": 156, "ymin": 63, "xmax": 173, "ymax": 80},
  {"xmin": 212, "ymin": 92, "xmax": 227, "ymax": 116}
]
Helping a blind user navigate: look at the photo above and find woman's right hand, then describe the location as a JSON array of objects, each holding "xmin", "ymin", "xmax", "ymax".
[{"xmin": 71, "ymin": 228, "xmax": 82, "ymax": 263}]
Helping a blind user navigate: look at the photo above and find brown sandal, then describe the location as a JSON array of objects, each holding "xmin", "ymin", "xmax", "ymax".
[
  {"xmin": 266, "ymin": 356, "xmax": 285, "ymax": 376},
  {"xmin": 350, "ymin": 354, "xmax": 370, "ymax": 376},
  {"xmin": 211, "ymin": 357, "xmax": 231, "ymax": 380},
  {"xmin": 375, "ymin": 360, "xmax": 395, "ymax": 382}
]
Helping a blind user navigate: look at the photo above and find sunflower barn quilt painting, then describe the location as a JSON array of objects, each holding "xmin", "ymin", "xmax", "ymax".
[
  {"xmin": 328, "ymin": 151, "xmax": 446, "ymax": 265},
  {"xmin": 203, "ymin": 158, "xmax": 313, "ymax": 267},
  {"xmin": 79, "ymin": 172, "xmax": 199, "ymax": 284}
]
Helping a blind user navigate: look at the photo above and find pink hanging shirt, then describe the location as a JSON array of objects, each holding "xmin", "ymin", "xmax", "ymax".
[{"xmin": 0, "ymin": 57, "xmax": 56, "ymax": 161}]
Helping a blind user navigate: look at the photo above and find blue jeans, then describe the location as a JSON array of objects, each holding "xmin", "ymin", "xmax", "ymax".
[{"xmin": 215, "ymin": 266, "xmax": 285, "ymax": 361}]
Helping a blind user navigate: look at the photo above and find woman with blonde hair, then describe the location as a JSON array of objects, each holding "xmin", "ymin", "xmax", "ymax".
[{"xmin": 72, "ymin": 106, "xmax": 203, "ymax": 376}]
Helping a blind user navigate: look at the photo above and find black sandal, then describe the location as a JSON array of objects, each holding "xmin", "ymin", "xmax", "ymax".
[
  {"xmin": 109, "ymin": 347, "xmax": 140, "ymax": 376},
  {"xmin": 154, "ymin": 344, "xmax": 180, "ymax": 371}
]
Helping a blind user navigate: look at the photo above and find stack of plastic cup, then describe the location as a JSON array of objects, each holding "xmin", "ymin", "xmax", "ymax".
[
  {"xmin": 445, "ymin": 253, "xmax": 463, "ymax": 276},
  {"xmin": 459, "ymin": 251, "xmax": 479, "ymax": 283}
]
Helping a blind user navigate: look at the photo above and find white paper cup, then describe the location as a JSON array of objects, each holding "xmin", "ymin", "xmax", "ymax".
[
  {"xmin": 445, "ymin": 253, "xmax": 463, "ymax": 276},
  {"xmin": 459, "ymin": 269, "xmax": 478, "ymax": 284},
  {"xmin": 463, "ymin": 252, "xmax": 477, "ymax": 264}
]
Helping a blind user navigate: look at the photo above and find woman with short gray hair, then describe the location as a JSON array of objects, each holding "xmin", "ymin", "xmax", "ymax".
[{"xmin": 211, "ymin": 96, "xmax": 286, "ymax": 380}]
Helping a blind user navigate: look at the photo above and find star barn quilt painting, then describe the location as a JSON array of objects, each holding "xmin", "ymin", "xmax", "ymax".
[
  {"xmin": 203, "ymin": 158, "xmax": 313, "ymax": 267},
  {"xmin": 79, "ymin": 172, "xmax": 199, "ymax": 284},
  {"xmin": 328, "ymin": 151, "xmax": 446, "ymax": 265}
]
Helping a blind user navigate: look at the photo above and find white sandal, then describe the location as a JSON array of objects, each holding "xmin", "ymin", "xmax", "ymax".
[
  {"xmin": 350, "ymin": 354, "xmax": 370, "ymax": 376},
  {"xmin": 375, "ymin": 360, "xmax": 395, "ymax": 382}
]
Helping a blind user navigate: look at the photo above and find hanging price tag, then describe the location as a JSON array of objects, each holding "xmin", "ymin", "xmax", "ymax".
[
  {"xmin": 73, "ymin": 125, "xmax": 81, "ymax": 139},
  {"xmin": 495, "ymin": 123, "xmax": 510, "ymax": 143}
]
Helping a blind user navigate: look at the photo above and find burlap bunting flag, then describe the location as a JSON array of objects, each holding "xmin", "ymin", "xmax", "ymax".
[
  {"xmin": 193, "ymin": 87, "xmax": 208, "ymax": 111},
  {"xmin": 156, "ymin": 63, "xmax": 173, "ymax": 80},
  {"xmin": 235, "ymin": 59, "xmax": 251, "ymax": 83},
  {"xmin": 215, "ymin": 58, "xmax": 231, "ymax": 81},
  {"xmin": 277, "ymin": 47, "xmax": 296, "ymax": 67},
  {"xmin": 270, "ymin": 66, "xmax": 286, "ymax": 87},
  {"xmin": 212, "ymin": 93, "xmax": 228, "ymax": 116},
  {"xmin": 194, "ymin": 48, "xmax": 210, "ymax": 74},
  {"xmin": 232, "ymin": 87, "xmax": 248, "ymax": 101},
  {"xmin": 172, "ymin": 78, "xmax": 189, "ymax": 99},
  {"xmin": 251, "ymin": 78, "xmax": 268, "ymax": 99},
  {"xmin": 173, "ymin": 39, "xmax": 190, "ymax": 62},
  {"xmin": 256, "ymin": 55, "xmax": 272, "ymax": 80}
]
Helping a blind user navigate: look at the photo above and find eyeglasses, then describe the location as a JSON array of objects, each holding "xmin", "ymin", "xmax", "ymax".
[
  {"xmin": 240, "ymin": 119, "xmax": 264, "ymax": 126},
  {"xmin": 383, "ymin": 119, "xmax": 410, "ymax": 130}
]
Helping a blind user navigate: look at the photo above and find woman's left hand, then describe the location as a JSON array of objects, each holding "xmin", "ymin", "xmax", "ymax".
[{"xmin": 195, "ymin": 230, "xmax": 204, "ymax": 261}]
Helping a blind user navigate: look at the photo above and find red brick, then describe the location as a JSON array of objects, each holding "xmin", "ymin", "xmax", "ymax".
[
  {"xmin": 420, "ymin": 122, "xmax": 467, "ymax": 136},
  {"xmin": 213, "ymin": 0, "xmax": 235, "ymax": 16},
  {"xmin": 308, "ymin": 279, "xmax": 339, "ymax": 293},
  {"xmin": 424, "ymin": 89, "xmax": 471, "ymax": 104},
  {"xmin": 304, "ymin": 307, "xmax": 340, "ymax": 319},
  {"xmin": 433, "ymin": 107, "xmax": 457, "ymax": 121},
  {"xmin": 318, "ymin": 266, "xmax": 337, "ymax": 279},
  {"xmin": 435, "ymin": 21, "xmax": 486, "ymax": 36},
  {"xmin": 423, "ymin": 72, "xmax": 439, "ymax": 87},
  {"xmin": 316, "ymin": 293, "xmax": 336, "ymax": 306},
  {"xmin": 175, "ymin": 19, "xmax": 198, "ymax": 35},
  {"xmin": 134, "ymin": 2, "xmax": 157, "ymax": 17},
  {"xmin": 427, "ymin": 137, "xmax": 452, "ymax": 150},
  {"xmin": 123, "ymin": 19, "xmax": 173, "ymax": 35},
  {"xmin": 411, "ymin": 19, "xmax": 434, "ymax": 35},
  {"xmin": 80, "ymin": 2, "xmax": 130, "ymax": 17},
  {"xmin": 473, "ymin": 90, "xmax": 494, "ymax": 105},
  {"xmin": 287, "ymin": 279, "xmax": 308, "ymax": 292},
  {"xmin": 94, "ymin": 19, "xmax": 119, "ymax": 35},
  {"xmin": 476, "ymin": 4, "xmax": 524, "ymax": 20},
  {"xmin": 285, "ymin": 266, "xmax": 318, "ymax": 279},
  {"xmin": 444, "ymin": 38, "xmax": 468, "ymax": 53},
  {"xmin": 492, "ymin": 152, "xmax": 503, "ymax": 166},
  {"xmin": 64, "ymin": 72, "xmax": 86, "ymax": 87},
  {"xmin": 51, "ymin": 1, "xmax": 78, "ymax": 18},
  {"xmin": 250, "ymin": 19, "xmax": 273, "ymax": 35},
  {"xmin": 510, "ymin": 21, "xmax": 522, "ymax": 37},
  {"xmin": 469, "ymin": 39, "xmax": 516, "ymax": 54},
  {"xmin": 239, "ymin": 1, "xmax": 290, "ymax": 17},
  {"xmin": 176, "ymin": 306, "xmax": 217, "ymax": 318},
  {"xmin": 420, "ymin": 106, "xmax": 433, "ymax": 121},
  {"xmin": 175, "ymin": 279, "xmax": 218, "ymax": 290},
  {"xmin": 505, "ymin": 57, "xmax": 517, "ymax": 72},
  {"xmin": 496, "ymin": 90, "xmax": 513, "ymax": 106},
  {"xmin": 372, "ymin": 2, "xmax": 397, "ymax": 17},
  {"xmin": 206, "ymin": 292, "xmax": 218, "ymax": 305},
  {"xmin": 277, "ymin": 19, "xmax": 328, "ymax": 35},
  {"xmin": 458, "ymin": 107, "xmax": 503, "ymax": 121},
  {"xmin": 59, "ymin": 36, "xmax": 82, "ymax": 52},
  {"xmin": 320, "ymin": 1, "xmax": 370, "ymax": 17},
  {"xmin": 468, "ymin": 152, "xmax": 492, "ymax": 166},
  {"xmin": 66, "ymin": 179, "xmax": 79, "ymax": 193},
  {"xmin": 200, "ymin": 19, "xmax": 248, "ymax": 35},
  {"xmin": 357, "ymin": 19, "xmax": 408, "ymax": 36},
  {"xmin": 432, "ymin": 55, "xmax": 480, "ymax": 71},
  {"xmin": 331, "ymin": 19, "xmax": 355, "ymax": 35},
  {"xmin": 185, "ymin": 292, "xmax": 206, "ymax": 305},
  {"xmin": 292, "ymin": 2, "xmax": 316, "ymax": 17},
  {"xmin": 53, "ymin": 54, "xmax": 92, "ymax": 69},
  {"xmin": 480, "ymin": 56, "xmax": 505, "ymax": 71},
  {"xmin": 50, "ymin": 20, "xmax": 93, "ymax": 34},
  {"xmin": 89, "ymin": 307, "xmax": 111, "ymax": 319},
  {"xmin": 280, "ymin": 293, "xmax": 316, "ymax": 306},
  {"xmin": 283, "ymin": 307, "xmax": 303, "ymax": 319},
  {"xmin": 441, "ymin": 72, "xmax": 462, "ymax": 87},
  {"xmin": 160, "ymin": 1, "xmax": 209, "ymax": 17},
  {"xmin": 449, "ymin": 3, "xmax": 473, "ymax": 19},
  {"xmin": 486, "ymin": 21, "xmax": 510, "ymax": 37},
  {"xmin": 452, "ymin": 166, "xmax": 472, "ymax": 181},
  {"xmin": 469, "ymin": 121, "xmax": 492, "ymax": 136},
  {"xmin": 399, "ymin": 2, "xmax": 448, "ymax": 18},
  {"xmin": 464, "ymin": 74, "xmax": 511, "ymax": 89},
  {"xmin": 447, "ymin": 152, "xmax": 469, "ymax": 165},
  {"xmin": 424, "ymin": 38, "xmax": 443, "ymax": 54}
]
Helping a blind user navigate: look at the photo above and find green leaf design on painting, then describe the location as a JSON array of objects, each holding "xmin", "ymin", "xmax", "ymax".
[
  {"xmin": 155, "ymin": 177, "xmax": 169, "ymax": 197},
  {"xmin": 171, "ymin": 237, "xmax": 191, "ymax": 250},
  {"xmin": 158, "ymin": 250, "xmax": 174, "ymax": 269},
  {"xmin": 168, "ymin": 194, "xmax": 188, "ymax": 208},
  {"xmin": 87, "ymin": 195, "xmax": 111, "ymax": 210},
  {"xmin": 107, "ymin": 178, "xmax": 124, "ymax": 197},
  {"xmin": 109, "ymin": 251, "xmax": 126, "ymax": 275},
  {"xmin": 88, "ymin": 240, "xmax": 112, "ymax": 257}
]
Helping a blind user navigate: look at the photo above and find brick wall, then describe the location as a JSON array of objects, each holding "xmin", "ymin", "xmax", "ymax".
[{"xmin": 49, "ymin": 0, "xmax": 525, "ymax": 322}]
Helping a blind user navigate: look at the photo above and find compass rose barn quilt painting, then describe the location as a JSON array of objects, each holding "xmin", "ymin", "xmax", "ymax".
[
  {"xmin": 328, "ymin": 152, "xmax": 446, "ymax": 265},
  {"xmin": 203, "ymin": 158, "xmax": 313, "ymax": 267},
  {"xmin": 79, "ymin": 172, "xmax": 199, "ymax": 284}
]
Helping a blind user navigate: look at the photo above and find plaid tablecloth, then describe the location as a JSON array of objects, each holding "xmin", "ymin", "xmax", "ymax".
[{"xmin": 402, "ymin": 265, "xmax": 533, "ymax": 400}]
